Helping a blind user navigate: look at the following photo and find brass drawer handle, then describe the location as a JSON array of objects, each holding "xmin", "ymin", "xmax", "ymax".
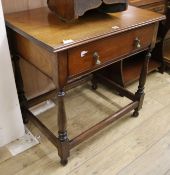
[
  {"xmin": 93, "ymin": 52, "xmax": 101, "ymax": 65},
  {"xmin": 134, "ymin": 37, "xmax": 141, "ymax": 49}
]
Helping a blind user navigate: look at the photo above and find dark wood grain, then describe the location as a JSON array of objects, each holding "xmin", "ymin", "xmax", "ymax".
[
  {"xmin": 5, "ymin": 6, "xmax": 165, "ymax": 165},
  {"xmin": 5, "ymin": 6, "xmax": 165, "ymax": 52},
  {"xmin": 68, "ymin": 24, "xmax": 155, "ymax": 77},
  {"xmin": 47, "ymin": 0, "xmax": 128, "ymax": 22}
]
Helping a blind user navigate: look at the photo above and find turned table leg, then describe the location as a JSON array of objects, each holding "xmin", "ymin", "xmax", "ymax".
[
  {"xmin": 91, "ymin": 74, "xmax": 98, "ymax": 90},
  {"xmin": 57, "ymin": 90, "xmax": 70, "ymax": 165},
  {"xmin": 12, "ymin": 54, "xmax": 29, "ymax": 123},
  {"xmin": 132, "ymin": 49, "xmax": 151, "ymax": 117}
]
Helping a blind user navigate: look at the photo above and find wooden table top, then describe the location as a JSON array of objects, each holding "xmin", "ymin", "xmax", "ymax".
[{"xmin": 5, "ymin": 6, "xmax": 165, "ymax": 52}]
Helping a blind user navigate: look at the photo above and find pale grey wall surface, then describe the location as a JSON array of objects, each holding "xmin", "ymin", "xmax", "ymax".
[
  {"xmin": 0, "ymin": 0, "xmax": 24, "ymax": 147},
  {"xmin": 1, "ymin": 0, "xmax": 47, "ymax": 13}
]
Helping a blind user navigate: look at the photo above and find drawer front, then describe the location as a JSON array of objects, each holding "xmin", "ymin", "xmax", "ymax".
[
  {"xmin": 129, "ymin": 0, "xmax": 166, "ymax": 13},
  {"xmin": 142, "ymin": 2, "xmax": 165, "ymax": 13},
  {"xmin": 68, "ymin": 24, "xmax": 155, "ymax": 77}
]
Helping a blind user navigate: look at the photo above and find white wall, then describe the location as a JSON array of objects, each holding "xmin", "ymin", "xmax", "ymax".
[
  {"xmin": 1, "ymin": 0, "xmax": 47, "ymax": 13},
  {"xmin": 0, "ymin": 0, "xmax": 24, "ymax": 147}
]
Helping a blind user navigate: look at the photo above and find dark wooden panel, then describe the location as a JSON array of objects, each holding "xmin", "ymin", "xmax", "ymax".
[
  {"xmin": 19, "ymin": 58, "xmax": 56, "ymax": 100},
  {"xmin": 14, "ymin": 33, "xmax": 54, "ymax": 77},
  {"xmin": 47, "ymin": 0, "xmax": 128, "ymax": 21}
]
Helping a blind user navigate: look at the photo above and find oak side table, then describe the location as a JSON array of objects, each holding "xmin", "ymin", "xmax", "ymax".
[{"xmin": 5, "ymin": 6, "xmax": 165, "ymax": 165}]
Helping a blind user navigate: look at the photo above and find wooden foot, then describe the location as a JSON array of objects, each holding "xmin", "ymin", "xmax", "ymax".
[
  {"xmin": 92, "ymin": 83, "xmax": 98, "ymax": 90},
  {"xmin": 60, "ymin": 159, "xmax": 68, "ymax": 166},
  {"xmin": 58, "ymin": 132, "xmax": 69, "ymax": 166},
  {"xmin": 132, "ymin": 110, "xmax": 139, "ymax": 117},
  {"xmin": 91, "ymin": 76, "xmax": 98, "ymax": 90},
  {"xmin": 117, "ymin": 92, "xmax": 124, "ymax": 97},
  {"xmin": 158, "ymin": 63, "xmax": 165, "ymax": 74}
]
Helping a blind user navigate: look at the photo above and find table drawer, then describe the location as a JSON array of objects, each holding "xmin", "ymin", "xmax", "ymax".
[
  {"xmin": 142, "ymin": 3, "xmax": 165, "ymax": 13},
  {"xmin": 68, "ymin": 24, "xmax": 155, "ymax": 77},
  {"xmin": 129, "ymin": 0, "xmax": 166, "ymax": 13}
]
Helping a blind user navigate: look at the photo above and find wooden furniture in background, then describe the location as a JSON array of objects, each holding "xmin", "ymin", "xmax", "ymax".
[
  {"xmin": 130, "ymin": 0, "xmax": 170, "ymax": 71},
  {"xmin": 129, "ymin": 0, "xmax": 166, "ymax": 13},
  {"xmin": 130, "ymin": 0, "xmax": 170, "ymax": 70},
  {"xmin": 162, "ymin": 1, "xmax": 170, "ymax": 67},
  {"xmin": 47, "ymin": 0, "xmax": 128, "ymax": 22},
  {"xmin": 5, "ymin": 6, "xmax": 164, "ymax": 165},
  {"xmin": 103, "ymin": 0, "xmax": 167, "ymax": 87}
]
